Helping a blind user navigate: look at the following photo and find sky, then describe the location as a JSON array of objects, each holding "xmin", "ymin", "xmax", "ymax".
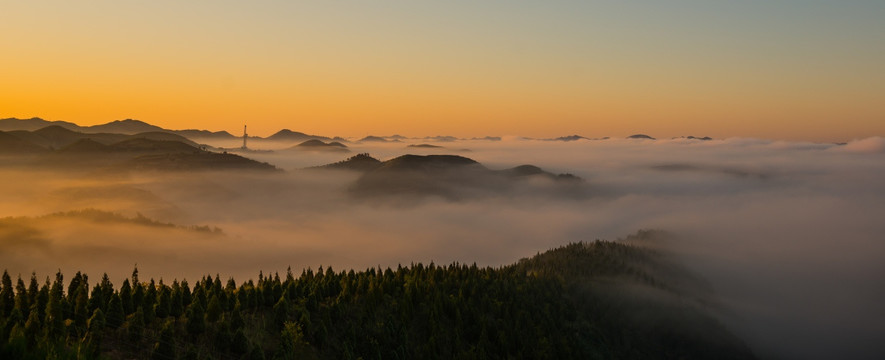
[{"xmin": 2, "ymin": 0, "xmax": 883, "ymax": 141}]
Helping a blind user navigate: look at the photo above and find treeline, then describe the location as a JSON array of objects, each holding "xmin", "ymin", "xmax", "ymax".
[{"xmin": 0, "ymin": 237, "xmax": 755, "ymax": 359}]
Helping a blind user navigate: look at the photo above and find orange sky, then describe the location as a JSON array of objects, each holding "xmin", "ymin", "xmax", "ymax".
[{"xmin": 2, "ymin": 1, "xmax": 883, "ymax": 141}]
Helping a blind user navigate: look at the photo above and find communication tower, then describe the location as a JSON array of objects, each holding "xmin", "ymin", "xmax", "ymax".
[{"xmin": 241, "ymin": 125, "xmax": 248, "ymax": 150}]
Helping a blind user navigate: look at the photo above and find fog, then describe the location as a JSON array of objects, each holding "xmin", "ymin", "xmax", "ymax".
[{"xmin": 1, "ymin": 136, "xmax": 884, "ymax": 359}]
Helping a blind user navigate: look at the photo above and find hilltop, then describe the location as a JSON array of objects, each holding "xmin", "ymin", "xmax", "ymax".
[
  {"xmin": 288, "ymin": 139, "xmax": 349, "ymax": 152},
  {"xmin": 0, "ymin": 126, "xmax": 277, "ymax": 172},
  {"xmin": 0, "ymin": 232, "xmax": 755, "ymax": 359},
  {"xmin": 313, "ymin": 154, "xmax": 584, "ymax": 200}
]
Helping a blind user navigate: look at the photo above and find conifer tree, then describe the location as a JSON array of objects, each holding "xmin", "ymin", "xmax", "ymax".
[
  {"xmin": 155, "ymin": 291, "xmax": 171, "ymax": 319},
  {"xmin": 128, "ymin": 306, "xmax": 145, "ymax": 343},
  {"xmin": 120, "ymin": 279, "xmax": 134, "ymax": 315},
  {"xmin": 151, "ymin": 320, "xmax": 176, "ymax": 360},
  {"xmin": 0, "ymin": 270, "xmax": 13, "ymax": 318},
  {"xmin": 170, "ymin": 282, "xmax": 184, "ymax": 318},
  {"xmin": 44, "ymin": 281, "xmax": 64, "ymax": 341},
  {"xmin": 106, "ymin": 293, "xmax": 125, "ymax": 329},
  {"xmin": 186, "ymin": 301, "xmax": 205, "ymax": 335},
  {"xmin": 206, "ymin": 295, "xmax": 222, "ymax": 323},
  {"xmin": 14, "ymin": 277, "xmax": 29, "ymax": 319},
  {"xmin": 24, "ymin": 304, "xmax": 42, "ymax": 348}
]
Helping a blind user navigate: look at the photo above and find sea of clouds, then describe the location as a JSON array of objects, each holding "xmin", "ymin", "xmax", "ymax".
[{"xmin": 1, "ymin": 135, "xmax": 883, "ymax": 359}]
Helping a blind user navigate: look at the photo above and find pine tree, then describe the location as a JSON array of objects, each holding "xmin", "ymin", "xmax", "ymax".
[
  {"xmin": 82, "ymin": 308, "xmax": 106, "ymax": 358},
  {"xmin": 87, "ymin": 308, "xmax": 105, "ymax": 333},
  {"xmin": 128, "ymin": 306, "xmax": 145, "ymax": 343},
  {"xmin": 155, "ymin": 284, "xmax": 171, "ymax": 319},
  {"xmin": 230, "ymin": 302, "xmax": 245, "ymax": 332},
  {"xmin": 44, "ymin": 278, "xmax": 65, "ymax": 341},
  {"xmin": 73, "ymin": 284, "xmax": 89, "ymax": 332},
  {"xmin": 120, "ymin": 279, "xmax": 134, "ymax": 315},
  {"xmin": 106, "ymin": 293, "xmax": 125, "ymax": 329},
  {"xmin": 186, "ymin": 301, "xmax": 205, "ymax": 335},
  {"xmin": 273, "ymin": 295, "xmax": 291, "ymax": 329},
  {"xmin": 0, "ymin": 270, "xmax": 14, "ymax": 317},
  {"xmin": 14, "ymin": 277, "xmax": 29, "ymax": 319},
  {"xmin": 24, "ymin": 304, "xmax": 42, "ymax": 348},
  {"xmin": 170, "ymin": 282, "xmax": 184, "ymax": 318},
  {"xmin": 151, "ymin": 320, "xmax": 176, "ymax": 360},
  {"xmin": 232, "ymin": 328, "xmax": 249, "ymax": 354},
  {"xmin": 206, "ymin": 295, "xmax": 222, "ymax": 323}
]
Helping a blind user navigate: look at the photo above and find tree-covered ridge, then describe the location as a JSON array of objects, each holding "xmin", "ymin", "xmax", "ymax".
[{"xmin": 0, "ymin": 236, "xmax": 755, "ymax": 359}]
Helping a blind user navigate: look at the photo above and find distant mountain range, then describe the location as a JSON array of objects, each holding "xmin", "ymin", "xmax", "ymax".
[
  {"xmin": 1, "ymin": 117, "xmax": 715, "ymax": 144},
  {"xmin": 0, "ymin": 125, "xmax": 277, "ymax": 172},
  {"xmin": 288, "ymin": 139, "xmax": 349, "ymax": 152}
]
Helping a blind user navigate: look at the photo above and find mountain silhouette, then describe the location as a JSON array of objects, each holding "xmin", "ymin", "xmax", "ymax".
[
  {"xmin": 267, "ymin": 129, "xmax": 332, "ymax": 142},
  {"xmin": 341, "ymin": 154, "xmax": 583, "ymax": 200},
  {"xmin": 313, "ymin": 153, "xmax": 383, "ymax": 172},
  {"xmin": 422, "ymin": 135, "xmax": 458, "ymax": 142},
  {"xmin": 175, "ymin": 129, "xmax": 237, "ymax": 140},
  {"xmin": 289, "ymin": 139, "xmax": 349, "ymax": 152},
  {"xmin": 0, "ymin": 131, "xmax": 48, "ymax": 153},
  {"xmin": 2, "ymin": 125, "xmax": 202, "ymax": 150},
  {"xmin": 685, "ymin": 135, "xmax": 713, "ymax": 141},
  {"xmin": 57, "ymin": 138, "xmax": 110, "ymax": 153},
  {"xmin": 128, "ymin": 152, "xmax": 279, "ymax": 172},
  {"xmin": 627, "ymin": 134, "xmax": 656, "ymax": 140},
  {"xmin": 85, "ymin": 119, "xmax": 165, "ymax": 134},
  {"xmin": 549, "ymin": 135, "xmax": 588, "ymax": 141},
  {"xmin": 0, "ymin": 117, "xmax": 80, "ymax": 132},
  {"xmin": 358, "ymin": 135, "xmax": 390, "ymax": 142}
]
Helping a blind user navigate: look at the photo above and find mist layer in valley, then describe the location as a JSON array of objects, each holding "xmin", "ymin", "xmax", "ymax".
[{"xmin": 1, "ymin": 125, "xmax": 884, "ymax": 359}]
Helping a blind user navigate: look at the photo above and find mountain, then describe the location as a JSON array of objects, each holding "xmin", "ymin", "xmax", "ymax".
[
  {"xmin": 9, "ymin": 126, "xmax": 202, "ymax": 149},
  {"xmin": 548, "ymin": 135, "xmax": 588, "ymax": 141},
  {"xmin": 106, "ymin": 138, "xmax": 201, "ymax": 153},
  {"xmin": 128, "ymin": 152, "xmax": 279, "ymax": 172},
  {"xmin": 685, "ymin": 135, "xmax": 714, "ymax": 141},
  {"xmin": 57, "ymin": 138, "xmax": 110, "ymax": 153},
  {"xmin": 0, "ymin": 233, "xmax": 755, "ymax": 359},
  {"xmin": 175, "ymin": 129, "xmax": 238, "ymax": 140},
  {"xmin": 358, "ymin": 135, "xmax": 396, "ymax": 143},
  {"xmin": 0, "ymin": 131, "xmax": 47, "ymax": 153},
  {"xmin": 422, "ymin": 135, "xmax": 458, "ymax": 142},
  {"xmin": 0, "ymin": 117, "xmax": 80, "ymax": 132},
  {"xmin": 470, "ymin": 136, "xmax": 502, "ymax": 141},
  {"xmin": 313, "ymin": 153, "xmax": 383, "ymax": 172},
  {"xmin": 266, "ymin": 129, "xmax": 331, "ymax": 142},
  {"xmin": 83, "ymin": 119, "xmax": 165, "ymax": 134},
  {"xmin": 289, "ymin": 139, "xmax": 349, "ymax": 152},
  {"xmin": 348, "ymin": 154, "xmax": 583, "ymax": 200},
  {"xmin": 407, "ymin": 144, "xmax": 444, "ymax": 149},
  {"xmin": 627, "ymin": 134, "xmax": 656, "ymax": 140}
]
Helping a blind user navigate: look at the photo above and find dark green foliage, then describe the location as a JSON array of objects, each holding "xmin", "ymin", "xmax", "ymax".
[
  {"xmin": 0, "ymin": 239, "xmax": 756, "ymax": 359},
  {"xmin": 151, "ymin": 320, "xmax": 176, "ymax": 360},
  {"xmin": 120, "ymin": 279, "xmax": 133, "ymax": 315},
  {"xmin": 232, "ymin": 328, "xmax": 249, "ymax": 354},
  {"xmin": 206, "ymin": 294, "xmax": 222, "ymax": 323},
  {"xmin": 155, "ymin": 282, "xmax": 171, "ymax": 319},
  {"xmin": 186, "ymin": 301, "xmax": 206, "ymax": 335},
  {"xmin": 0, "ymin": 271, "xmax": 13, "ymax": 318},
  {"xmin": 127, "ymin": 306, "xmax": 145, "ymax": 343},
  {"xmin": 105, "ymin": 293, "xmax": 125, "ymax": 329}
]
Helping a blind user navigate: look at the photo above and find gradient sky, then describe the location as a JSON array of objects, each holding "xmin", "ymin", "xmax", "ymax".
[{"xmin": 2, "ymin": 1, "xmax": 883, "ymax": 141}]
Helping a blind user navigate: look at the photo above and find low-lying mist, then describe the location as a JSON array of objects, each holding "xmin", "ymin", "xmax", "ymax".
[{"xmin": 1, "ymin": 136, "xmax": 883, "ymax": 359}]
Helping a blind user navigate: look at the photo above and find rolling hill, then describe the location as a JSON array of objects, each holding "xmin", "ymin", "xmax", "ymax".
[{"xmin": 317, "ymin": 154, "xmax": 583, "ymax": 200}]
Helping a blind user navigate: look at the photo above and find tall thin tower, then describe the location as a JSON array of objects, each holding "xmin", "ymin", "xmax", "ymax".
[{"xmin": 242, "ymin": 125, "xmax": 248, "ymax": 150}]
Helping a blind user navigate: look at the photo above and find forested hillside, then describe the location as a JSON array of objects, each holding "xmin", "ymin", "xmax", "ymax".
[{"xmin": 0, "ymin": 234, "xmax": 754, "ymax": 359}]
